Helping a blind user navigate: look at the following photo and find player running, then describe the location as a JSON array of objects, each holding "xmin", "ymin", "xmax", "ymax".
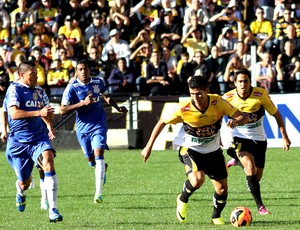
[
  {"xmin": 223, "ymin": 68, "xmax": 291, "ymax": 215},
  {"xmin": 141, "ymin": 76, "xmax": 248, "ymax": 224},
  {"xmin": 4, "ymin": 60, "xmax": 62, "ymax": 222},
  {"xmin": 60, "ymin": 59, "xmax": 127, "ymax": 204}
]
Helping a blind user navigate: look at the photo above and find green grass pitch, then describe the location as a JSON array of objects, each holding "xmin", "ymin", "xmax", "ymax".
[{"xmin": 0, "ymin": 147, "xmax": 299, "ymax": 229}]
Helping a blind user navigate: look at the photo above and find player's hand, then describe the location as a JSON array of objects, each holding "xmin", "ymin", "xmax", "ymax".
[
  {"xmin": 141, "ymin": 147, "xmax": 151, "ymax": 163},
  {"xmin": 118, "ymin": 106, "xmax": 128, "ymax": 113},
  {"xmin": 227, "ymin": 119, "xmax": 238, "ymax": 129},
  {"xmin": 283, "ymin": 137, "xmax": 291, "ymax": 151},
  {"xmin": 83, "ymin": 94, "xmax": 94, "ymax": 106},
  {"xmin": 1, "ymin": 132, "xmax": 8, "ymax": 142},
  {"xmin": 40, "ymin": 106, "xmax": 55, "ymax": 117}
]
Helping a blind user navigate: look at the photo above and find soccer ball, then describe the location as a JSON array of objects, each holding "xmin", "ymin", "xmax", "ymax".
[{"xmin": 230, "ymin": 206, "xmax": 252, "ymax": 227}]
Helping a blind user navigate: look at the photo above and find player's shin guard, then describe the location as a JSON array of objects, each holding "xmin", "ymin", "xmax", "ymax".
[
  {"xmin": 44, "ymin": 171, "xmax": 58, "ymax": 211},
  {"xmin": 180, "ymin": 180, "xmax": 197, "ymax": 203},
  {"xmin": 246, "ymin": 175, "xmax": 263, "ymax": 209},
  {"xmin": 212, "ymin": 192, "xmax": 227, "ymax": 218},
  {"xmin": 95, "ymin": 156, "xmax": 105, "ymax": 196},
  {"xmin": 40, "ymin": 178, "xmax": 47, "ymax": 201}
]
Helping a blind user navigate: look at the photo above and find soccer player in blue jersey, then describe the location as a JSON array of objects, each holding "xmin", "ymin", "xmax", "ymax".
[
  {"xmin": 60, "ymin": 59, "xmax": 128, "ymax": 204},
  {"xmin": 4, "ymin": 60, "xmax": 63, "ymax": 223}
]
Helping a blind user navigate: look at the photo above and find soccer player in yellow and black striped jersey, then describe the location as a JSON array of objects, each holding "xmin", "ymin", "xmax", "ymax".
[
  {"xmin": 141, "ymin": 76, "xmax": 248, "ymax": 225},
  {"xmin": 223, "ymin": 68, "xmax": 291, "ymax": 215}
]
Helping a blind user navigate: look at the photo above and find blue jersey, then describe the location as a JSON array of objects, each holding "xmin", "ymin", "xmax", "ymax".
[
  {"xmin": 61, "ymin": 78, "xmax": 108, "ymax": 133},
  {"xmin": 5, "ymin": 82, "xmax": 50, "ymax": 143}
]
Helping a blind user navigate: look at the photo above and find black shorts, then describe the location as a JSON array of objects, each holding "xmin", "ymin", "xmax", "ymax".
[
  {"xmin": 227, "ymin": 137, "xmax": 267, "ymax": 168},
  {"xmin": 178, "ymin": 147, "xmax": 227, "ymax": 180}
]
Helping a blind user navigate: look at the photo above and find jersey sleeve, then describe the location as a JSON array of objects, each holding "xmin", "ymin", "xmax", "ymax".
[
  {"xmin": 219, "ymin": 97, "xmax": 238, "ymax": 117},
  {"xmin": 261, "ymin": 93, "xmax": 277, "ymax": 116},
  {"xmin": 61, "ymin": 83, "xmax": 74, "ymax": 106}
]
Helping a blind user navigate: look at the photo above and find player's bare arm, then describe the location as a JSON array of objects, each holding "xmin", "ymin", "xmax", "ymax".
[
  {"xmin": 1, "ymin": 110, "xmax": 8, "ymax": 142},
  {"xmin": 227, "ymin": 110, "xmax": 249, "ymax": 129},
  {"xmin": 10, "ymin": 105, "xmax": 55, "ymax": 120},
  {"xmin": 102, "ymin": 94, "xmax": 128, "ymax": 113},
  {"xmin": 273, "ymin": 110, "xmax": 291, "ymax": 151},
  {"xmin": 141, "ymin": 120, "xmax": 166, "ymax": 163}
]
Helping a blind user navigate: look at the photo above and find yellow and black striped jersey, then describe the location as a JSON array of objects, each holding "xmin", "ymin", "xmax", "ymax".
[
  {"xmin": 164, "ymin": 94, "xmax": 238, "ymax": 153},
  {"xmin": 223, "ymin": 87, "xmax": 277, "ymax": 141}
]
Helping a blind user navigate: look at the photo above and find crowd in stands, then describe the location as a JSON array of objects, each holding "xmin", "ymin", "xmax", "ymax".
[{"xmin": 0, "ymin": 0, "xmax": 299, "ymax": 98}]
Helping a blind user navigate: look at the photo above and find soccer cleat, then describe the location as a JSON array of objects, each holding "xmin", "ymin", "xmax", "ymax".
[
  {"xmin": 258, "ymin": 205, "xmax": 270, "ymax": 215},
  {"xmin": 16, "ymin": 194, "xmax": 26, "ymax": 212},
  {"xmin": 226, "ymin": 158, "xmax": 237, "ymax": 168},
  {"xmin": 94, "ymin": 194, "xmax": 103, "ymax": 204},
  {"xmin": 212, "ymin": 217, "xmax": 225, "ymax": 225},
  {"xmin": 49, "ymin": 208, "xmax": 63, "ymax": 223},
  {"xmin": 41, "ymin": 199, "xmax": 49, "ymax": 210},
  {"xmin": 176, "ymin": 195, "xmax": 188, "ymax": 223}
]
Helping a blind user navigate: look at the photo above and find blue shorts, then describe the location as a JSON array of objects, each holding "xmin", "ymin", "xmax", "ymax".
[
  {"xmin": 76, "ymin": 129, "xmax": 109, "ymax": 156},
  {"xmin": 5, "ymin": 139, "xmax": 55, "ymax": 182}
]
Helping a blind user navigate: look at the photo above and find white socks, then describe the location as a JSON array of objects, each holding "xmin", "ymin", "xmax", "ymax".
[{"xmin": 95, "ymin": 159, "xmax": 105, "ymax": 196}]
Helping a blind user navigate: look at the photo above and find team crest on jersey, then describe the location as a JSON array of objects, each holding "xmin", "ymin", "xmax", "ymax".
[
  {"xmin": 253, "ymin": 92, "xmax": 262, "ymax": 97},
  {"xmin": 211, "ymin": 100, "xmax": 217, "ymax": 105},
  {"xmin": 33, "ymin": 92, "xmax": 38, "ymax": 101},
  {"xmin": 181, "ymin": 105, "xmax": 190, "ymax": 112},
  {"xmin": 93, "ymin": 85, "xmax": 100, "ymax": 94}
]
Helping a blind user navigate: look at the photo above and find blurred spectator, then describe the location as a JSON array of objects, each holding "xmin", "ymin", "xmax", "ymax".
[
  {"xmin": 191, "ymin": 50, "xmax": 211, "ymax": 81},
  {"xmin": 258, "ymin": 0, "xmax": 275, "ymax": 21},
  {"xmin": 62, "ymin": 0, "xmax": 88, "ymax": 31},
  {"xmin": 156, "ymin": 9, "xmax": 182, "ymax": 53},
  {"xmin": 250, "ymin": 7, "xmax": 274, "ymax": 52},
  {"xmin": 145, "ymin": 50, "xmax": 170, "ymax": 96},
  {"xmin": 223, "ymin": 55, "xmax": 244, "ymax": 92},
  {"xmin": 162, "ymin": 46, "xmax": 179, "ymax": 92},
  {"xmin": 158, "ymin": 0, "xmax": 182, "ymax": 25},
  {"xmin": 12, "ymin": 23, "xmax": 30, "ymax": 51},
  {"xmin": 183, "ymin": 0, "xmax": 212, "ymax": 47},
  {"xmin": 86, "ymin": 46, "xmax": 103, "ymax": 78},
  {"xmin": 32, "ymin": 22, "xmax": 51, "ymax": 46},
  {"xmin": 0, "ymin": 6, "xmax": 10, "ymax": 29},
  {"xmin": 35, "ymin": 0, "xmax": 60, "ymax": 36},
  {"xmin": 58, "ymin": 47, "xmax": 75, "ymax": 78},
  {"xmin": 177, "ymin": 51, "xmax": 193, "ymax": 95},
  {"xmin": 10, "ymin": 0, "xmax": 34, "ymax": 36},
  {"xmin": 243, "ymin": 26, "xmax": 260, "ymax": 52},
  {"xmin": 229, "ymin": 41, "xmax": 251, "ymax": 69},
  {"xmin": 0, "ymin": 17, "xmax": 10, "ymax": 49},
  {"xmin": 6, "ymin": 37, "xmax": 27, "ymax": 66},
  {"xmin": 28, "ymin": 55, "xmax": 47, "ymax": 91},
  {"xmin": 273, "ymin": 0, "xmax": 293, "ymax": 21},
  {"xmin": 279, "ymin": 24, "xmax": 300, "ymax": 53},
  {"xmin": 6, "ymin": 54, "xmax": 25, "ymax": 82},
  {"xmin": 109, "ymin": 7, "xmax": 131, "ymax": 43},
  {"xmin": 81, "ymin": 0, "xmax": 110, "ymax": 24},
  {"xmin": 216, "ymin": 27, "xmax": 238, "ymax": 58},
  {"xmin": 131, "ymin": 0, "xmax": 161, "ymax": 31},
  {"xmin": 206, "ymin": 1, "xmax": 221, "ymax": 45},
  {"xmin": 107, "ymin": 57, "xmax": 135, "ymax": 93},
  {"xmin": 84, "ymin": 11, "xmax": 109, "ymax": 44},
  {"xmin": 130, "ymin": 42, "xmax": 152, "ymax": 91},
  {"xmin": 86, "ymin": 34, "xmax": 103, "ymax": 56},
  {"xmin": 0, "ymin": 56, "xmax": 10, "ymax": 96},
  {"xmin": 101, "ymin": 29, "xmax": 131, "ymax": 65},
  {"xmin": 30, "ymin": 34, "xmax": 51, "ymax": 59},
  {"xmin": 209, "ymin": 6, "xmax": 244, "ymax": 41},
  {"xmin": 253, "ymin": 50, "xmax": 276, "ymax": 92},
  {"xmin": 129, "ymin": 28, "xmax": 157, "ymax": 52},
  {"xmin": 275, "ymin": 8, "xmax": 300, "ymax": 41},
  {"xmin": 31, "ymin": 46, "xmax": 50, "ymax": 73},
  {"xmin": 47, "ymin": 58, "xmax": 69, "ymax": 96},
  {"xmin": 58, "ymin": 15, "xmax": 84, "ymax": 60},
  {"xmin": 101, "ymin": 49, "xmax": 117, "ymax": 83},
  {"xmin": 51, "ymin": 34, "xmax": 74, "ymax": 59},
  {"xmin": 205, "ymin": 45, "xmax": 227, "ymax": 94},
  {"xmin": 275, "ymin": 40, "xmax": 300, "ymax": 93},
  {"xmin": 181, "ymin": 25, "xmax": 209, "ymax": 61}
]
